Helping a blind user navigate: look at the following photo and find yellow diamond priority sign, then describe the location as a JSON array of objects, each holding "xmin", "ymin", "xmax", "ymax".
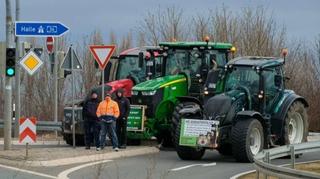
[{"xmin": 20, "ymin": 50, "xmax": 43, "ymax": 75}]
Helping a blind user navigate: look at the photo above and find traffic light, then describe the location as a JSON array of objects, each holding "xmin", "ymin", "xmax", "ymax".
[{"xmin": 6, "ymin": 48, "xmax": 16, "ymax": 77}]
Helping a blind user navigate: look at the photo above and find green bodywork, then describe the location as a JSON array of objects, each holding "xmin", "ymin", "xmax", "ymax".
[{"xmin": 127, "ymin": 41, "xmax": 233, "ymax": 140}]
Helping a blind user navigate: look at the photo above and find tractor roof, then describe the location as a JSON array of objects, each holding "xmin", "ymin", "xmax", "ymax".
[
  {"xmin": 228, "ymin": 56, "xmax": 284, "ymax": 69},
  {"xmin": 120, "ymin": 46, "xmax": 160, "ymax": 56},
  {"xmin": 159, "ymin": 41, "xmax": 232, "ymax": 50}
]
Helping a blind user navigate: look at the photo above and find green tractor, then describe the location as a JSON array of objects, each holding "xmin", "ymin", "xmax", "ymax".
[
  {"xmin": 175, "ymin": 55, "xmax": 309, "ymax": 162},
  {"xmin": 128, "ymin": 41, "xmax": 235, "ymax": 146}
]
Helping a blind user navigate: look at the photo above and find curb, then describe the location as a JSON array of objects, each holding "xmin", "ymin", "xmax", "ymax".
[{"xmin": 26, "ymin": 146, "xmax": 159, "ymax": 167}]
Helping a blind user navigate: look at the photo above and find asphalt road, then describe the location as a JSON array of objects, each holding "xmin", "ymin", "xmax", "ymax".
[{"xmin": 0, "ymin": 148, "xmax": 319, "ymax": 179}]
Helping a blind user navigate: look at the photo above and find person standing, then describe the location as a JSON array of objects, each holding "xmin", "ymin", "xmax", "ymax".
[
  {"xmin": 82, "ymin": 91, "xmax": 100, "ymax": 150},
  {"xmin": 96, "ymin": 93, "xmax": 120, "ymax": 151},
  {"xmin": 115, "ymin": 89, "xmax": 130, "ymax": 149}
]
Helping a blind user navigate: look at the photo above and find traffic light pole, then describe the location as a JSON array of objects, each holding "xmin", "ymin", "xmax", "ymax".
[
  {"xmin": 14, "ymin": 0, "xmax": 21, "ymax": 138},
  {"xmin": 4, "ymin": 0, "xmax": 14, "ymax": 150}
]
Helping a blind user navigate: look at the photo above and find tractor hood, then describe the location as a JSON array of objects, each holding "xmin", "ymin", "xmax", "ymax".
[
  {"xmin": 133, "ymin": 75, "xmax": 186, "ymax": 91},
  {"xmin": 106, "ymin": 79, "xmax": 134, "ymax": 97},
  {"xmin": 204, "ymin": 90, "xmax": 247, "ymax": 124}
]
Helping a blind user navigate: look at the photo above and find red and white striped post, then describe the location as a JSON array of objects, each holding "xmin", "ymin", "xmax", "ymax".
[{"xmin": 19, "ymin": 117, "xmax": 37, "ymax": 159}]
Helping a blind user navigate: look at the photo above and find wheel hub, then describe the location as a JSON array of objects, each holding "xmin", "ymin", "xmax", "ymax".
[
  {"xmin": 249, "ymin": 128, "xmax": 262, "ymax": 155},
  {"xmin": 288, "ymin": 112, "xmax": 304, "ymax": 144}
]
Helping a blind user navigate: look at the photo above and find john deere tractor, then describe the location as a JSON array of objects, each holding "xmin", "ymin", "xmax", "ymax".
[
  {"xmin": 128, "ymin": 41, "xmax": 234, "ymax": 146},
  {"xmin": 175, "ymin": 56, "xmax": 308, "ymax": 162}
]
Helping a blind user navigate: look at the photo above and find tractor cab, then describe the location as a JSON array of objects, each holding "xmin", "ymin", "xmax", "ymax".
[
  {"xmin": 223, "ymin": 57, "xmax": 285, "ymax": 114},
  {"xmin": 160, "ymin": 42, "xmax": 233, "ymax": 98},
  {"xmin": 106, "ymin": 46, "xmax": 162, "ymax": 97}
]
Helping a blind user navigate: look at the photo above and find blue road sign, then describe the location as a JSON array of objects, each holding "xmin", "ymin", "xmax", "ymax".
[{"xmin": 15, "ymin": 21, "xmax": 69, "ymax": 37}]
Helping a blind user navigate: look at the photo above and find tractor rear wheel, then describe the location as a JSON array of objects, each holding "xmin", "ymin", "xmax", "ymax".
[
  {"xmin": 175, "ymin": 120, "xmax": 205, "ymax": 160},
  {"xmin": 217, "ymin": 142, "xmax": 232, "ymax": 156},
  {"xmin": 64, "ymin": 134, "xmax": 85, "ymax": 146},
  {"xmin": 280, "ymin": 101, "xmax": 308, "ymax": 145},
  {"xmin": 231, "ymin": 118, "xmax": 264, "ymax": 162}
]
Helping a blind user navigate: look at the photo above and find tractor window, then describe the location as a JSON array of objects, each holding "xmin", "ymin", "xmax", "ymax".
[
  {"xmin": 264, "ymin": 67, "xmax": 281, "ymax": 112},
  {"xmin": 116, "ymin": 56, "xmax": 146, "ymax": 83},
  {"xmin": 154, "ymin": 56, "xmax": 163, "ymax": 77},
  {"xmin": 205, "ymin": 50, "xmax": 227, "ymax": 68},
  {"xmin": 165, "ymin": 50, "xmax": 187, "ymax": 75},
  {"xmin": 225, "ymin": 67, "xmax": 260, "ymax": 95}
]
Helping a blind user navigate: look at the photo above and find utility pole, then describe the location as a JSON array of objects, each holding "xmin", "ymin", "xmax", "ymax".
[
  {"xmin": 4, "ymin": 0, "xmax": 14, "ymax": 150},
  {"xmin": 14, "ymin": 0, "xmax": 21, "ymax": 138},
  {"xmin": 53, "ymin": 49, "xmax": 58, "ymax": 137}
]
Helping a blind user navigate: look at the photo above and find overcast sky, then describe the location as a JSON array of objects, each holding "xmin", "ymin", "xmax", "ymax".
[{"xmin": 0, "ymin": 0, "xmax": 319, "ymax": 44}]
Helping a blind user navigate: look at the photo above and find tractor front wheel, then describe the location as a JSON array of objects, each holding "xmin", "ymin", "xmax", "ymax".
[
  {"xmin": 231, "ymin": 118, "xmax": 264, "ymax": 162},
  {"xmin": 175, "ymin": 120, "xmax": 205, "ymax": 160}
]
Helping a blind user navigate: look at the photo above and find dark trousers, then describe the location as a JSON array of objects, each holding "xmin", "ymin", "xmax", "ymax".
[
  {"xmin": 100, "ymin": 121, "xmax": 118, "ymax": 149},
  {"xmin": 116, "ymin": 118, "xmax": 127, "ymax": 146},
  {"xmin": 84, "ymin": 120, "xmax": 100, "ymax": 148}
]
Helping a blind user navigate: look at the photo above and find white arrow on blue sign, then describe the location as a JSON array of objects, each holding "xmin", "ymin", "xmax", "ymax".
[{"xmin": 15, "ymin": 21, "xmax": 69, "ymax": 37}]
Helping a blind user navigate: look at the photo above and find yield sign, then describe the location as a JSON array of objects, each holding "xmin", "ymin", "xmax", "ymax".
[
  {"xmin": 19, "ymin": 117, "xmax": 37, "ymax": 144},
  {"xmin": 89, "ymin": 45, "xmax": 116, "ymax": 70},
  {"xmin": 19, "ymin": 50, "xmax": 44, "ymax": 75}
]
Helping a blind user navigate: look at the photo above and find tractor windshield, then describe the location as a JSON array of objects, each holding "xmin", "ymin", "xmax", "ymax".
[
  {"xmin": 225, "ymin": 67, "xmax": 260, "ymax": 95},
  {"xmin": 165, "ymin": 49, "xmax": 227, "ymax": 76},
  {"xmin": 116, "ymin": 56, "xmax": 146, "ymax": 82}
]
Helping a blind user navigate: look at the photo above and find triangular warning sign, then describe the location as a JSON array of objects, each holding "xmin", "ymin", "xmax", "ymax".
[
  {"xmin": 61, "ymin": 46, "xmax": 82, "ymax": 70},
  {"xmin": 89, "ymin": 45, "xmax": 116, "ymax": 70}
]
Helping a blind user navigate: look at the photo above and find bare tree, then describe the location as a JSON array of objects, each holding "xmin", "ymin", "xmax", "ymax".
[
  {"xmin": 138, "ymin": 6, "xmax": 188, "ymax": 45},
  {"xmin": 192, "ymin": 14, "xmax": 210, "ymax": 41}
]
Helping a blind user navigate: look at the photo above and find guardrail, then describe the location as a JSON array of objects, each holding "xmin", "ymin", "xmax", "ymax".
[
  {"xmin": 254, "ymin": 141, "xmax": 320, "ymax": 179},
  {"xmin": 0, "ymin": 120, "xmax": 62, "ymax": 132}
]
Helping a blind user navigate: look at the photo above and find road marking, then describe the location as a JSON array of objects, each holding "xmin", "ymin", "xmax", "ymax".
[
  {"xmin": 0, "ymin": 163, "xmax": 56, "ymax": 179},
  {"xmin": 170, "ymin": 162, "xmax": 216, "ymax": 171},
  {"xmin": 57, "ymin": 159, "xmax": 113, "ymax": 179}
]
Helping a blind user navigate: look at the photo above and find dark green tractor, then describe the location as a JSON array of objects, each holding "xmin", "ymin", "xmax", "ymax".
[{"xmin": 175, "ymin": 56, "xmax": 309, "ymax": 162}]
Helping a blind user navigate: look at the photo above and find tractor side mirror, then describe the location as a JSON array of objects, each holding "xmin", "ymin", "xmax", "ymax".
[
  {"xmin": 138, "ymin": 52, "xmax": 144, "ymax": 68},
  {"xmin": 274, "ymin": 75, "xmax": 282, "ymax": 87}
]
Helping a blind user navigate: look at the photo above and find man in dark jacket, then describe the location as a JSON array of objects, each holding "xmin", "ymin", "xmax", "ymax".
[
  {"xmin": 114, "ymin": 88, "xmax": 130, "ymax": 148},
  {"xmin": 82, "ymin": 91, "xmax": 100, "ymax": 149}
]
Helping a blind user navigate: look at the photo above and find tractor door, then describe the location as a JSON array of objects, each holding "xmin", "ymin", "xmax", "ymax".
[{"xmin": 263, "ymin": 67, "xmax": 283, "ymax": 113}]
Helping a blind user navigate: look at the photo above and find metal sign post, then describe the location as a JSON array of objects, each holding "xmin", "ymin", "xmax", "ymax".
[
  {"xmin": 101, "ymin": 70, "xmax": 104, "ymax": 100},
  {"xmin": 71, "ymin": 45, "xmax": 75, "ymax": 148},
  {"xmin": 60, "ymin": 45, "xmax": 82, "ymax": 149}
]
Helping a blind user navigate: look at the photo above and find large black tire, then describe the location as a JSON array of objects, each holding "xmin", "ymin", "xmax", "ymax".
[
  {"xmin": 231, "ymin": 119, "xmax": 264, "ymax": 162},
  {"xmin": 127, "ymin": 139, "xmax": 141, "ymax": 146},
  {"xmin": 64, "ymin": 134, "xmax": 85, "ymax": 146},
  {"xmin": 157, "ymin": 129, "xmax": 174, "ymax": 147},
  {"xmin": 217, "ymin": 142, "xmax": 232, "ymax": 156},
  {"xmin": 175, "ymin": 120, "xmax": 205, "ymax": 160},
  {"xmin": 279, "ymin": 101, "xmax": 308, "ymax": 145}
]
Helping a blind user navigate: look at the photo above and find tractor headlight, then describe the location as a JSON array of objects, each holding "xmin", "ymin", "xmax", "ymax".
[
  {"xmin": 132, "ymin": 90, "xmax": 139, "ymax": 95},
  {"xmin": 141, "ymin": 90, "xmax": 157, "ymax": 96}
]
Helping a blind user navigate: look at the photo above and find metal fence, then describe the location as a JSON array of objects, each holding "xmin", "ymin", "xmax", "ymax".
[
  {"xmin": 254, "ymin": 141, "xmax": 320, "ymax": 179},
  {"xmin": 0, "ymin": 120, "xmax": 62, "ymax": 131}
]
